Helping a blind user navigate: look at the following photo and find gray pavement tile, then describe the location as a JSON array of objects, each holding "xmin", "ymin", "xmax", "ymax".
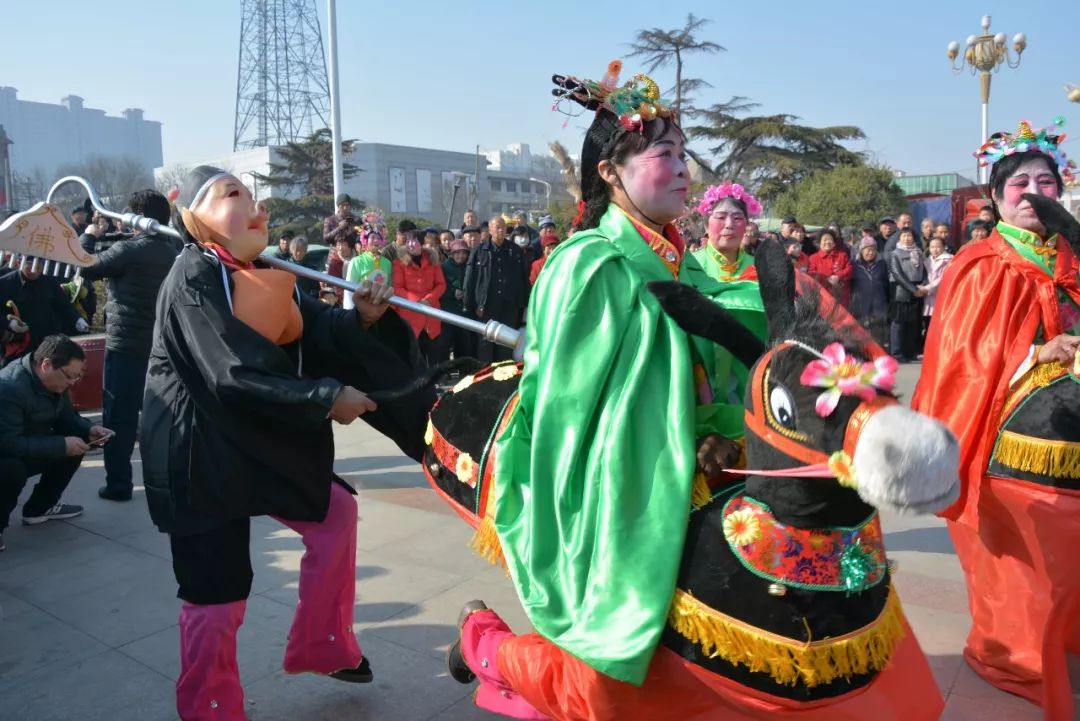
[
  {"xmin": 0, "ymin": 607, "xmax": 109, "ymax": 686},
  {"xmin": 113, "ymin": 526, "xmax": 172, "ymax": 561},
  {"xmin": 30, "ymin": 566, "xmax": 179, "ymax": 647},
  {"xmin": 0, "ymin": 520, "xmax": 93, "ymax": 572},
  {"xmin": 241, "ymin": 634, "xmax": 473, "ymax": 721},
  {"xmin": 1, "ymin": 541, "xmax": 164, "ymax": 606},
  {"xmin": 942, "ymin": 668, "xmax": 1046, "ymax": 720},
  {"xmin": 0, "ymin": 589, "xmax": 36, "ymax": 620},
  {"xmin": 353, "ymin": 497, "xmax": 449, "ymax": 552},
  {"xmin": 900, "ymin": 604, "xmax": 973, "ymax": 657},
  {"xmin": 427, "ymin": 692, "xmax": 505, "ymax": 720},
  {"xmin": 0, "ymin": 649, "xmax": 176, "ymax": 721},
  {"xmin": 365, "ymin": 575, "xmax": 529, "ymax": 661},
  {"xmin": 374, "ymin": 519, "xmax": 514, "ymax": 579}
]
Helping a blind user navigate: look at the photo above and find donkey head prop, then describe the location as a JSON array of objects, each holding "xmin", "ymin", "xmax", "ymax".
[{"xmin": 650, "ymin": 238, "xmax": 960, "ymax": 523}]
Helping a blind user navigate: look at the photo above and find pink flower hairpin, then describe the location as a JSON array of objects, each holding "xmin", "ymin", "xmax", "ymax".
[{"xmin": 797, "ymin": 342, "xmax": 898, "ymax": 417}]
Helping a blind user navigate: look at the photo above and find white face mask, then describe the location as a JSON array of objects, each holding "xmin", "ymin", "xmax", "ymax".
[{"xmin": 514, "ymin": 236, "xmax": 529, "ymax": 247}]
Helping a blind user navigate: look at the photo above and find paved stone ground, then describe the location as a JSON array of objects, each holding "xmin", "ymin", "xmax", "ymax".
[{"xmin": 0, "ymin": 363, "xmax": 1076, "ymax": 720}]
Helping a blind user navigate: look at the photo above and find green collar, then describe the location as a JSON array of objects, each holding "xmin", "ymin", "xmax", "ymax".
[{"xmin": 997, "ymin": 221, "xmax": 1059, "ymax": 276}]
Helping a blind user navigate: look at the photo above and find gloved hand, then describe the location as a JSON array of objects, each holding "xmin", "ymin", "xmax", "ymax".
[
  {"xmin": 7, "ymin": 316, "xmax": 28, "ymax": 334},
  {"xmin": 75, "ymin": 318, "xmax": 90, "ymax": 333}
]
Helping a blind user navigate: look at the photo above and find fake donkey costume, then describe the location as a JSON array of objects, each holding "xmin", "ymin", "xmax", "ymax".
[{"xmin": 141, "ymin": 166, "xmax": 431, "ymax": 721}]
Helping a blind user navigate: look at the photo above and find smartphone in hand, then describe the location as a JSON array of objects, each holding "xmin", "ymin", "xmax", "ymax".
[{"xmin": 88, "ymin": 433, "xmax": 114, "ymax": 448}]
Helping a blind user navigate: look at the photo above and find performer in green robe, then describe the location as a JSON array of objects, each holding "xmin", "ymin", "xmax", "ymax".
[
  {"xmin": 447, "ymin": 63, "xmax": 744, "ymax": 721},
  {"xmin": 688, "ymin": 182, "xmax": 769, "ymax": 442},
  {"xmin": 344, "ymin": 228, "xmax": 393, "ymax": 311}
]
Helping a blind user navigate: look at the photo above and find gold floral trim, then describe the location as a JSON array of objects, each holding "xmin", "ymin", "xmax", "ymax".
[{"xmin": 667, "ymin": 587, "xmax": 905, "ymax": 687}]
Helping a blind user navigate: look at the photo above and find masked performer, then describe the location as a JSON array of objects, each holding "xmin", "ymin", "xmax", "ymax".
[
  {"xmin": 141, "ymin": 166, "xmax": 431, "ymax": 721},
  {"xmin": 913, "ymin": 119, "xmax": 1080, "ymax": 718}
]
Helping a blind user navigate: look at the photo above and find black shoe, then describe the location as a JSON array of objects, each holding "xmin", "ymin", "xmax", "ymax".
[
  {"xmin": 98, "ymin": 486, "xmax": 133, "ymax": 502},
  {"xmin": 447, "ymin": 599, "xmax": 489, "ymax": 685},
  {"xmin": 329, "ymin": 656, "xmax": 373, "ymax": 684},
  {"xmin": 446, "ymin": 639, "xmax": 475, "ymax": 684},
  {"xmin": 22, "ymin": 503, "xmax": 83, "ymax": 525}
]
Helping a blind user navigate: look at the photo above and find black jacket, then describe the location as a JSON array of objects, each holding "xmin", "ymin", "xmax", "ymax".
[
  {"xmin": 79, "ymin": 232, "xmax": 180, "ymax": 358},
  {"xmin": 850, "ymin": 258, "xmax": 890, "ymax": 319},
  {"xmin": 0, "ymin": 270, "xmax": 82, "ymax": 362},
  {"xmin": 440, "ymin": 259, "xmax": 467, "ymax": 314},
  {"xmin": 0, "ymin": 355, "xmax": 92, "ymax": 460},
  {"xmin": 463, "ymin": 240, "xmax": 529, "ymax": 316},
  {"xmin": 141, "ymin": 245, "xmax": 432, "ymax": 536}
]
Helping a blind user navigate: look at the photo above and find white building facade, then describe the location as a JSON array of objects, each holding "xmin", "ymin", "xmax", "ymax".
[{"xmin": 0, "ymin": 87, "xmax": 163, "ymax": 180}]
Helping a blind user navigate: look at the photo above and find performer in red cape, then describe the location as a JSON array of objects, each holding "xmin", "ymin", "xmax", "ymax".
[
  {"xmin": 141, "ymin": 166, "xmax": 431, "ymax": 721},
  {"xmin": 912, "ymin": 119, "xmax": 1080, "ymax": 719}
]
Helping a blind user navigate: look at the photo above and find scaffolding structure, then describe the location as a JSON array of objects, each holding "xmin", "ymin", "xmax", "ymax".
[{"xmin": 233, "ymin": 0, "xmax": 332, "ymax": 150}]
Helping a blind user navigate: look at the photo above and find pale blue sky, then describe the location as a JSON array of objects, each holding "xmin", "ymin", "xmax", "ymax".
[{"xmin": 4, "ymin": 0, "xmax": 1079, "ymax": 179}]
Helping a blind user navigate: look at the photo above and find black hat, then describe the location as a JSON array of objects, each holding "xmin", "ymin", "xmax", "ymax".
[
  {"xmin": 396, "ymin": 219, "xmax": 417, "ymax": 233},
  {"xmin": 878, "ymin": 215, "xmax": 896, "ymax": 225},
  {"xmin": 861, "ymin": 222, "xmax": 876, "ymax": 232},
  {"xmin": 461, "ymin": 225, "xmax": 480, "ymax": 234},
  {"xmin": 783, "ymin": 235, "xmax": 802, "ymax": 247},
  {"xmin": 71, "ymin": 204, "xmax": 88, "ymax": 216},
  {"xmin": 781, "ymin": 215, "xmax": 797, "ymax": 224},
  {"xmin": 175, "ymin": 165, "xmax": 231, "ymax": 211},
  {"xmin": 336, "ymin": 193, "xmax": 353, "ymax": 206}
]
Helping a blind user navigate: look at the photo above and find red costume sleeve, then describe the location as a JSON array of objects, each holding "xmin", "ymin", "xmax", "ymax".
[{"xmin": 911, "ymin": 232, "xmax": 1067, "ymax": 526}]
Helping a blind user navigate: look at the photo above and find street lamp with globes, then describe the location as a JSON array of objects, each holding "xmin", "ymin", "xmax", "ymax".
[{"xmin": 947, "ymin": 14, "xmax": 1026, "ymax": 182}]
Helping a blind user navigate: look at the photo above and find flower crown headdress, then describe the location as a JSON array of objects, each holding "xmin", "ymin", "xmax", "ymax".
[
  {"xmin": 552, "ymin": 60, "xmax": 676, "ymax": 132},
  {"xmin": 975, "ymin": 118, "xmax": 1077, "ymax": 187},
  {"xmin": 696, "ymin": 181, "xmax": 763, "ymax": 217}
]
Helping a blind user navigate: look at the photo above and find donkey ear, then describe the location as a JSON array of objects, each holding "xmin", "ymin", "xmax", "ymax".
[
  {"xmin": 754, "ymin": 238, "xmax": 797, "ymax": 341},
  {"xmin": 648, "ymin": 281, "xmax": 767, "ymax": 369}
]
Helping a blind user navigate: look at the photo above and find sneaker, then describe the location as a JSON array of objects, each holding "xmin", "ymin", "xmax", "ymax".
[
  {"xmin": 22, "ymin": 503, "xmax": 83, "ymax": 526},
  {"xmin": 98, "ymin": 486, "xmax": 133, "ymax": 502},
  {"xmin": 329, "ymin": 656, "xmax": 373, "ymax": 684}
]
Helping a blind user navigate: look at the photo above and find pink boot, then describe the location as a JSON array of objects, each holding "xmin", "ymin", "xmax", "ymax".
[
  {"xmin": 274, "ymin": 482, "xmax": 364, "ymax": 675},
  {"xmin": 176, "ymin": 600, "xmax": 247, "ymax": 721},
  {"xmin": 460, "ymin": 608, "xmax": 549, "ymax": 720}
]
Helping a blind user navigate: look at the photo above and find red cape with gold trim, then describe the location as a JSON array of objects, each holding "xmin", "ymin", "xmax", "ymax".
[
  {"xmin": 912, "ymin": 229, "xmax": 1080, "ymax": 712},
  {"xmin": 912, "ymin": 229, "xmax": 1080, "ymax": 528}
]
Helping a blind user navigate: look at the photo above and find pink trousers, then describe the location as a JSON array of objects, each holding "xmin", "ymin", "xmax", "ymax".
[
  {"xmin": 176, "ymin": 483, "xmax": 362, "ymax": 721},
  {"xmin": 461, "ymin": 609, "xmax": 549, "ymax": 720}
]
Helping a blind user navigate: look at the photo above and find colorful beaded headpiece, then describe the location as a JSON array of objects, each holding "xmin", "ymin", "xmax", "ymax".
[
  {"xmin": 975, "ymin": 118, "xmax": 1077, "ymax": 187},
  {"xmin": 552, "ymin": 60, "xmax": 677, "ymax": 132},
  {"xmin": 696, "ymin": 181, "xmax": 763, "ymax": 217}
]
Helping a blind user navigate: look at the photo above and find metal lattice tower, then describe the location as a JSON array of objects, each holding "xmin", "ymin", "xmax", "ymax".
[{"xmin": 233, "ymin": 0, "xmax": 332, "ymax": 150}]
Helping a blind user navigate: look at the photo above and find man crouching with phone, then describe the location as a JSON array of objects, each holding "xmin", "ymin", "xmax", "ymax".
[{"xmin": 0, "ymin": 334, "xmax": 113, "ymax": 552}]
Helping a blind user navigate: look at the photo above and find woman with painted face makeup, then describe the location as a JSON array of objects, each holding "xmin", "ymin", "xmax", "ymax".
[
  {"xmin": 343, "ymin": 226, "xmax": 393, "ymax": 310},
  {"xmin": 444, "ymin": 64, "xmax": 742, "ymax": 721},
  {"xmin": 141, "ymin": 166, "xmax": 432, "ymax": 721},
  {"xmin": 914, "ymin": 120, "xmax": 1080, "ymax": 714}
]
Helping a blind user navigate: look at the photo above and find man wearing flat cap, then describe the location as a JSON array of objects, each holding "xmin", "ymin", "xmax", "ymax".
[{"xmin": 322, "ymin": 193, "xmax": 359, "ymax": 249}]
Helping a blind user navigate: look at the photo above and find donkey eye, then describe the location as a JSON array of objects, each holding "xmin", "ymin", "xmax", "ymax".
[{"xmin": 769, "ymin": 386, "xmax": 797, "ymax": 429}]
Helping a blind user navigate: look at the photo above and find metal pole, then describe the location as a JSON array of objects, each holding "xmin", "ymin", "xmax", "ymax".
[
  {"xmin": 43, "ymin": 175, "xmax": 523, "ymax": 355},
  {"xmin": 980, "ymin": 71, "xmax": 991, "ymax": 185},
  {"xmin": 327, "ymin": 0, "xmax": 344, "ymax": 200}
]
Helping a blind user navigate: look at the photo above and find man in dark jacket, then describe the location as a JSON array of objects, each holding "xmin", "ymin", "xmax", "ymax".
[
  {"xmin": 322, "ymin": 193, "xmax": 358, "ymax": 249},
  {"xmin": 463, "ymin": 215, "xmax": 528, "ymax": 363},
  {"xmin": 0, "ymin": 335, "xmax": 113, "ymax": 551},
  {"xmin": 79, "ymin": 189, "xmax": 179, "ymax": 501},
  {"xmin": 0, "ymin": 262, "xmax": 87, "ymax": 364}
]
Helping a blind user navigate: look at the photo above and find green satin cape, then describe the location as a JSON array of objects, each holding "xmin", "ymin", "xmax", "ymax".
[
  {"xmin": 494, "ymin": 205, "xmax": 717, "ymax": 685},
  {"xmin": 690, "ymin": 246, "xmax": 768, "ymax": 439}
]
